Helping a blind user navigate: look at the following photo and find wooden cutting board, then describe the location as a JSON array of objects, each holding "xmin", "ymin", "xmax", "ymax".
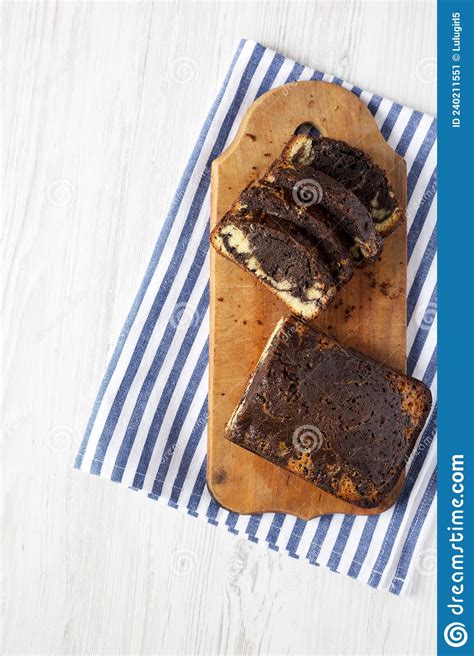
[{"xmin": 207, "ymin": 81, "xmax": 407, "ymax": 520}]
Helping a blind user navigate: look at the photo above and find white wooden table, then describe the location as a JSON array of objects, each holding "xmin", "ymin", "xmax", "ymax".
[{"xmin": 3, "ymin": 1, "xmax": 437, "ymax": 654}]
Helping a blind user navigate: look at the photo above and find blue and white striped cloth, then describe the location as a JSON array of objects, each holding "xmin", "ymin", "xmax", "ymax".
[{"xmin": 75, "ymin": 39, "xmax": 437, "ymax": 595}]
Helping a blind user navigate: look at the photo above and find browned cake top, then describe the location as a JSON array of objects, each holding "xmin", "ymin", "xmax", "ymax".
[{"xmin": 226, "ymin": 316, "xmax": 432, "ymax": 508}]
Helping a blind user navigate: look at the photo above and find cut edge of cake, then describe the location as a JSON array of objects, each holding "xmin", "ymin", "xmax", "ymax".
[
  {"xmin": 281, "ymin": 133, "xmax": 406, "ymax": 237},
  {"xmin": 211, "ymin": 213, "xmax": 337, "ymax": 320},
  {"xmin": 237, "ymin": 183, "xmax": 354, "ymax": 288},
  {"xmin": 262, "ymin": 160, "xmax": 383, "ymax": 260}
]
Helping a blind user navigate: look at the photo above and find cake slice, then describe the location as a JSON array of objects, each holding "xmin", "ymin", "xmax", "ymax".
[
  {"xmin": 226, "ymin": 316, "xmax": 432, "ymax": 508},
  {"xmin": 263, "ymin": 160, "xmax": 382, "ymax": 260},
  {"xmin": 282, "ymin": 134, "xmax": 405, "ymax": 236},
  {"xmin": 237, "ymin": 183, "xmax": 354, "ymax": 288},
  {"xmin": 210, "ymin": 210, "xmax": 337, "ymax": 320}
]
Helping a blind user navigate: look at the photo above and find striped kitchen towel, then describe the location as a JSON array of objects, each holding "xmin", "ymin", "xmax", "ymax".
[{"xmin": 75, "ymin": 39, "xmax": 437, "ymax": 595}]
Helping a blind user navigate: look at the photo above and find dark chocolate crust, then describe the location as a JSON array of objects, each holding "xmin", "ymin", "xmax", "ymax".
[
  {"xmin": 226, "ymin": 316, "xmax": 432, "ymax": 508},
  {"xmin": 263, "ymin": 160, "xmax": 382, "ymax": 260},
  {"xmin": 238, "ymin": 183, "xmax": 354, "ymax": 288},
  {"xmin": 282, "ymin": 134, "xmax": 405, "ymax": 236}
]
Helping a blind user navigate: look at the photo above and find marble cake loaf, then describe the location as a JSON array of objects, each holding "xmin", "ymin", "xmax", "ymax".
[
  {"xmin": 262, "ymin": 160, "xmax": 382, "ymax": 260},
  {"xmin": 210, "ymin": 205, "xmax": 337, "ymax": 320},
  {"xmin": 281, "ymin": 133, "xmax": 405, "ymax": 236},
  {"xmin": 225, "ymin": 316, "xmax": 432, "ymax": 508},
  {"xmin": 236, "ymin": 183, "xmax": 354, "ymax": 288},
  {"xmin": 210, "ymin": 131, "xmax": 404, "ymax": 319}
]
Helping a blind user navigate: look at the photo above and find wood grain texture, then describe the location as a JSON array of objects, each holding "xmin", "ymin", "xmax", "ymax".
[
  {"xmin": 208, "ymin": 81, "xmax": 407, "ymax": 519},
  {"xmin": 2, "ymin": 1, "xmax": 436, "ymax": 655}
]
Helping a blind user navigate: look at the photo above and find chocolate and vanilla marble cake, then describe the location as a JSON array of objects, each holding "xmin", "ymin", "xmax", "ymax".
[
  {"xmin": 237, "ymin": 183, "xmax": 354, "ymax": 288},
  {"xmin": 282, "ymin": 133, "xmax": 405, "ymax": 236},
  {"xmin": 226, "ymin": 316, "xmax": 432, "ymax": 508},
  {"xmin": 210, "ymin": 130, "xmax": 404, "ymax": 319},
  {"xmin": 263, "ymin": 160, "xmax": 382, "ymax": 260},
  {"xmin": 211, "ymin": 209, "xmax": 337, "ymax": 320}
]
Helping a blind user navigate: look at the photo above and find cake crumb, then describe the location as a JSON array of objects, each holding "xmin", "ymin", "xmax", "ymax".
[
  {"xmin": 212, "ymin": 468, "xmax": 227, "ymax": 484},
  {"xmin": 344, "ymin": 305, "xmax": 356, "ymax": 321},
  {"xmin": 379, "ymin": 282, "xmax": 391, "ymax": 296}
]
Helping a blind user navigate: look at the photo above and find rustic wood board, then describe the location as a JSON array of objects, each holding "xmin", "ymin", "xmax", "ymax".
[{"xmin": 207, "ymin": 81, "xmax": 407, "ymax": 520}]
